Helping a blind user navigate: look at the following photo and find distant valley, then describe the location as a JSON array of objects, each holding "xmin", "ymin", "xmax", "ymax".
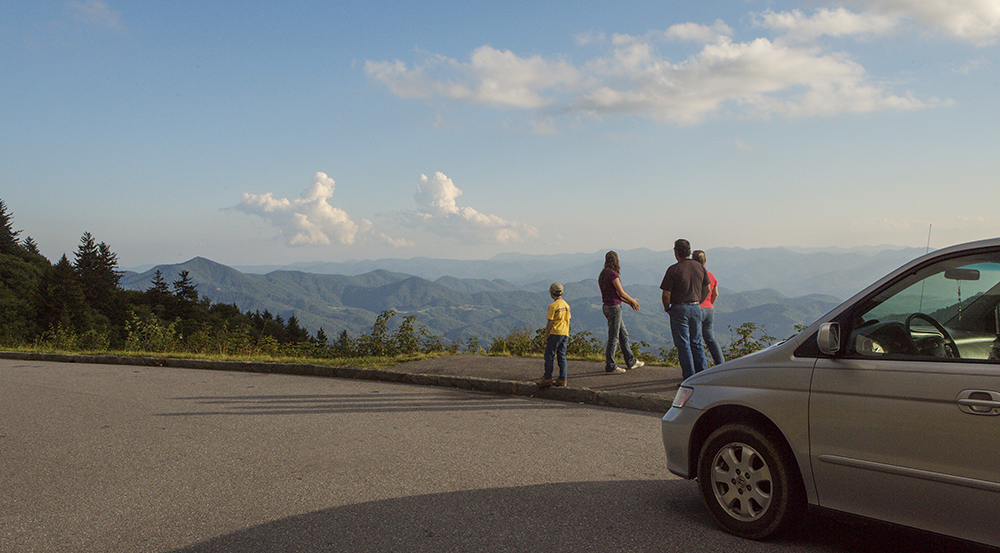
[{"xmin": 120, "ymin": 246, "xmax": 927, "ymax": 348}]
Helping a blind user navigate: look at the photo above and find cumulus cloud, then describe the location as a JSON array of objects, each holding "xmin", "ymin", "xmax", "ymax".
[
  {"xmin": 766, "ymin": 2, "xmax": 1000, "ymax": 45},
  {"xmin": 394, "ymin": 172, "xmax": 537, "ymax": 244},
  {"xmin": 232, "ymin": 172, "xmax": 359, "ymax": 246},
  {"xmin": 68, "ymin": 1, "xmax": 126, "ymax": 32},
  {"xmin": 575, "ymin": 32, "xmax": 930, "ymax": 124},
  {"xmin": 365, "ymin": 45, "xmax": 583, "ymax": 109},
  {"xmin": 365, "ymin": 1, "xmax": 1000, "ymax": 125},
  {"xmin": 853, "ymin": 0, "xmax": 1000, "ymax": 46},
  {"xmin": 757, "ymin": 7, "xmax": 901, "ymax": 41}
]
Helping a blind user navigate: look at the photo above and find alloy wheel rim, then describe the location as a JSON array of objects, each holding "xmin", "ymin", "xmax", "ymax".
[{"xmin": 710, "ymin": 442, "xmax": 773, "ymax": 521}]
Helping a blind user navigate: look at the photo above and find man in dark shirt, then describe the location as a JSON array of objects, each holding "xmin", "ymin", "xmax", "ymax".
[{"xmin": 660, "ymin": 238, "xmax": 711, "ymax": 379}]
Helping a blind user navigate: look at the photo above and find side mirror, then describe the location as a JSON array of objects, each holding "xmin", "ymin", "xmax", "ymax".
[{"xmin": 817, "ymin": 323, "xmax": 840, "ymax": 355}]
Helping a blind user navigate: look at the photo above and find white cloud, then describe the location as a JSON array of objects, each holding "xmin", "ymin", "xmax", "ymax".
[
  {"xmin": 954, "ymin": 56, "xmax": 990, "ymax": 75},
  {"xmin": 859, "ymin": 0, "xmax": 1000, "ymax": 46},
  {"xmin": 664, "ymin": 20, "xmax": 734, "ymax": 43},
  {"xmin": 232, "ymin": 172, "xmax": 359, "ymax": 246},
  {"xmin": 757, "ymin": 8, "xmax": 900, "ymax": 41},
  {"xmin": 366, "ymin": 45, "xmax": 583, "ymax": 109},
  {"xmin": 366, "ymin": 10, "xmax": 936, "ymax": 126},
  {"xmin": 378, "ymin": 232, "xmax": 416, "ymax": 248},
  {"xmin": 395, "ymin": 172, "xmax": 537, "ymax": 244},
  {"xmin": 68, "ymin": 1, "xmax": 125, "ymax": 32},
  {"xmin": 765, "ymin": 2, "xmax": 1000, "ymax": 46},
  {"xmin": 573, "ymin": 32, "xmax": 929, "ymax": 124}
]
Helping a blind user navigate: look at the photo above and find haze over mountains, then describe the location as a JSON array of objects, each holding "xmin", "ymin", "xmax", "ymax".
[{"xmin": 121, "ymin": 246, "xmax": 927, "ymax": 348}]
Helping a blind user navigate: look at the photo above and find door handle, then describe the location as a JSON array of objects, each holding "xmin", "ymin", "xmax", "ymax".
[{"xmin": 957, "ymin": 390, "xmax": 1000, "ymax": 416}]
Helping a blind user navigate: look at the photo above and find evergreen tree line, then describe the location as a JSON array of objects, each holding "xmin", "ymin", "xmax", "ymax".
[{"xmin": 0, "ymin": 199, "xmax": 447, "ymax": 357}]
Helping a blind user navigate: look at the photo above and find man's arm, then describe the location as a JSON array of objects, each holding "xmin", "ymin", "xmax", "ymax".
[{"xmin": 661, "ymin": 289, "xmax": 671, "ymax": 312}]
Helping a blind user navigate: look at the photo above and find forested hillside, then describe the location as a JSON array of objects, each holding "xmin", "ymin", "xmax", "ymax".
[
  {"xmin": 1, "ymin": 200, "xmax": 333, "ymax": 354},
  {"xmin": 234, "ymin": 246, "xmax": 925, "ymax": 299},
  {"xmin": 120, "ymin": 257, "xmax": 842, "ymax": 347}
]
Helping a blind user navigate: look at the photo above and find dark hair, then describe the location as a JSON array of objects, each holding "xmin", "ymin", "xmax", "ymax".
[
  {"xmin": 674, "ymin": 239, "xmax": 691, "ymax": 259},
  {"xmin": 692, "ymin": 250, "xmax": 706, "ymax": 264},
  {"xmin": 604, "ymin": 251, "xmax": 620, "ymax": 273}
]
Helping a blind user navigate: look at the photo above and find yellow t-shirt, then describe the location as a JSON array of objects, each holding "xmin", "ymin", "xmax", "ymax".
[{"xmin": 547, "ymin": 298, "xmax": 571, "ymax": 336}]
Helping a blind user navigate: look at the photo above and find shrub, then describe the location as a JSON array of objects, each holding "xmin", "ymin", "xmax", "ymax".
[
  {"xmin": 724, "ymin": 322, "xmax": 777, "ymax": 359},
  {"xmin": 124, "ymin": 312, "xmax": 180, "ymax": 353}
]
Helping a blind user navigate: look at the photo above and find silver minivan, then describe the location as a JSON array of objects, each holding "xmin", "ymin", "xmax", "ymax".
[{"xmin": 661, "ymin": 238, "xmax": 1000, "ymax": 547}]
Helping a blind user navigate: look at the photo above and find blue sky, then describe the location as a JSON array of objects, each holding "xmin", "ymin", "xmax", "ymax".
[{"xmin": 2, "ymin": 0, "xmax": 998, "ymax": 268}]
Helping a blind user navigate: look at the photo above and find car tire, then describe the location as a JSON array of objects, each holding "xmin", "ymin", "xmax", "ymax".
[{"xmin": 697, "ymin": 423, "xmax": 805, "ymax": 540}]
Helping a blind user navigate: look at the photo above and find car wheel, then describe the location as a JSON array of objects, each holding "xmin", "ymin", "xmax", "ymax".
[{"xmin": 697, "ymin": 423, "xmax": 804, "ymax": 540}]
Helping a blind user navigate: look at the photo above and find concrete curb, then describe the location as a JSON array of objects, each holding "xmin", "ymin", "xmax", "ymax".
[{"xmin": 0, "ymin": 351, "xmax": 673, "ymax": 413}]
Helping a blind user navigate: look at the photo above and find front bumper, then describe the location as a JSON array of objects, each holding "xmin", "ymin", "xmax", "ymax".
[{"xmin": 661, "ymin": 404, "xmax": 701, "ymax": 480}]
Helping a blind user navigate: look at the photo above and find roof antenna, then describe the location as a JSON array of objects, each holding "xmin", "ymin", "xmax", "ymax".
[{"xmin": 919, "ymin": 224, "xmax": 932, "ymax": 313}]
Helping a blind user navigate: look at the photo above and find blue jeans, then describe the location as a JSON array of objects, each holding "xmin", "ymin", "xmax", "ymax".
[
  {"xmin": 544, "ymin": 334, "xmax": 568, "ymax": 380},
  {"xmin": 701, "ymin": 307, "xmax": 725, "ymax": 366},
  {"xmin": 603, "ymin": 304, "xmax": 637, "ymax": 371},
  {"xmin": 668, "ymin": 303, "xmax": 708, "ymax": 380}
]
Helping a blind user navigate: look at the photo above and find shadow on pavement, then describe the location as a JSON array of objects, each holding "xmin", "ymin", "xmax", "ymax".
[
  {"xmin": 157, "ymin": 389, "xmax": 570, "ymax": 417},
  {"xmin": 169, "ymin": 480, "xmax": 995, "ymax": 553}
]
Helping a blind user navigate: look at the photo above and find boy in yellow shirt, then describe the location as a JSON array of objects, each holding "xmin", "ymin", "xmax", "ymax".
[{"xmin": 538, "ymin": 282, "xmax": 571, "ymax": 388}]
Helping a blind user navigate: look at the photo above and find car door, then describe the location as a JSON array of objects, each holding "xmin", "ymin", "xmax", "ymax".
[
  {"xmin": 810, "ymin": 358, "xmax": 999, "ymax": 545},
  {"xmin": 809, "ymin": 250, "xmax": 1000, "ymax": 547}
]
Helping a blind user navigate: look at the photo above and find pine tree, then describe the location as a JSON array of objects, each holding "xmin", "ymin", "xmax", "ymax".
[
  {"xmin": 22, "ymin": 237, "xmax": 40, "ymax": 255},
  {"xmin": 148, "ymin": 270, "xmax": 170, "ymax": 296},
  {"xmin": 137, "ymin": 269, "xmax": 171, "ymax": 318},
  {"xmin": 74, "ymin": 232, "xmax": 122, "ymax": 311},
  {"xmin": 286, "ymin": 314, "xmax": 310, "ymax": 343},
  {"xmin": 172, "ymin": 270, "xmax": 199, "ymax": 304},
  {"xmin": 0, "ymin": 199, "xmax": 23, "ymax": 256},
  {"xmin": 35, "ymin": 254, "xmax": 94, "ymax": 335}
]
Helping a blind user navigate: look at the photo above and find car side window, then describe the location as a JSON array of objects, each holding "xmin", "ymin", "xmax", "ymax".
[{"xmin": 846, "ymin": 252, "xmax": 1000, "ymax": 362}]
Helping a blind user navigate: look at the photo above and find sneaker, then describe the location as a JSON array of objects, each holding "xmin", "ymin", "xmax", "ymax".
[
  {"xmin": 553, "ymin": 379, "xmax": 567, "ymax": 387},
  {"xmin": 606, "ymin": 367, "xmax": 626, "ymax": 374},
  {"xmin": 536, "ymin": 378, "xmax": 554, "ymax": 387},
  {"xmin": 627, "ymin": 360, "xmax": 645, "ymax": 370}
]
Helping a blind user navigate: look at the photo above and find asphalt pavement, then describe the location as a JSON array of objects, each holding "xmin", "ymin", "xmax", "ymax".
[{"xmin": 0, "ymin": 351, "xmax": 682, "ymax": 413}]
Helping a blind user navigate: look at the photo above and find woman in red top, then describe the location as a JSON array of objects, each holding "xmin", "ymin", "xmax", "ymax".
[{"xmin": 693, "ymin": 250, "xmax": 725, "ymax": 366}]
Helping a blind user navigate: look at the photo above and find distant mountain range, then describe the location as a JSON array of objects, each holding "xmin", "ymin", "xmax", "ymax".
[{"xmin": 120, "ymin": 246, "xmax": 928, "ymax": 348}]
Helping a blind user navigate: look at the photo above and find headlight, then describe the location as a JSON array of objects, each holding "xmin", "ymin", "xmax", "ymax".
[{"xmin": 672, "ymin": 386, "xmax": 694, "ymax": 408}]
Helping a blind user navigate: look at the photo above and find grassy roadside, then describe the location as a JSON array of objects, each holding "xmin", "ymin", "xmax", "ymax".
[
  {"xmin": 0, "ymin": 345, "xmax": 669, "ymax": 370},
  {"xmin": 0, "ymin": 345, "xmax": 460, "ymax": 371}
]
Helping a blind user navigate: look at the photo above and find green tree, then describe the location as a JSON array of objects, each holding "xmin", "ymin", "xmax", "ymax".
[
  {"xmin": 724, "ymin": 322, "xmax": 777, "ymax": 359},
  {"xmin": 0, "ymin": 200, "xmax": 23, "ymax": 256},
  {"xmin": 22, "ymin": 237, "xmax": 40, "ymax": 255},
  {"xmin": 73, "ymin": 232, "xmax": 126, "ymax": 345},
  {"xmin": 74, "ymin": 232, "xmax": 122, "ymax": 306},
  {"xmin": 35, "ymin": 255, "xmax": 94, "ymax": 336},
  {"xmin": 0, "ymin": 253, "xmax": 44, "ymax": 344},
  {"xmin": 172, "ymin": 270, "xmax": 199, "ymax": 304},
  {"xmin": 170, "ymin": 270, "xmax": 207, "ymax": 339},
  {"xmin": 285, "ymin": 314, "xmax": 310, "ymax": 343},
  {"xmin": 143, "ymin": 269, "xmax": 173, "ymax": 317},
  {"xmin": 333, "ymin": 329, "xmax": 354, "ymax": 356}
]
